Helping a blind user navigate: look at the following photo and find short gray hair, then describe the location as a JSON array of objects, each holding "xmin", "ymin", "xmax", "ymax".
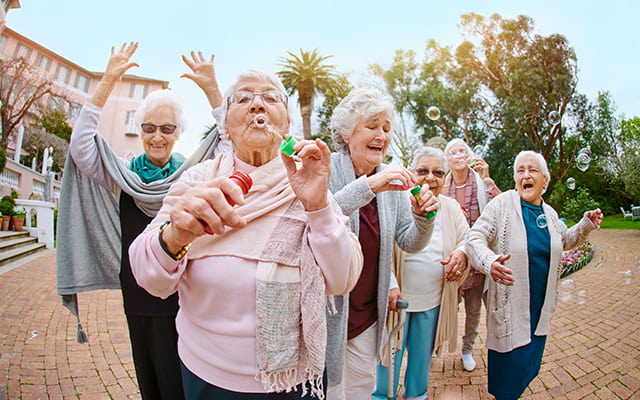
[
  {"xmin": 444, "ymin": 138, "xmax": 472, "ymax": 157},
  {"xmin": 513, "ymin": 150, "xmax": 550, "ymax": 194},
  {"xmin": 218, "ymin": 70, "xmax": 292, "ymax": 134},
  {"xmin": 135, "ymin": 89, "xmax": 186, "ymax": 137},
  {"xmin": 330, "ymin": 87, "xmax": 395, "ymax": 154},
  {"xmin": 410, "ymin": 146, "xmax": 448, "ymax": 173}
]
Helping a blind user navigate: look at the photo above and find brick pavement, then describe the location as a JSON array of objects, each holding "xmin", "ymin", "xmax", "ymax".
[{"xmin": 0, "ymin": 229, "xmax": 638, "ymax": 399}]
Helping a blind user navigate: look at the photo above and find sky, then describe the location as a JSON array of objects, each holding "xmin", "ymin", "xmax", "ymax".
[{"xmin": 6, "ymin": 0, "xmax": 639, "ymax": 156}]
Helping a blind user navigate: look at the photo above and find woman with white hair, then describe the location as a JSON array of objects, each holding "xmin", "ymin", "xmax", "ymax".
[
  {"xmin": 465, "ymin": 150, "xmax": 603, "ymax": 400},
  {"xmin": 325, "ymin": 88, "xmax": 438, "ymax": 400},
  {"xmin": 62, "ymin": 43, "xmax": 225, "ymax": 399},
  {"xmin": 443, "ymin": 137, "xmax": 501, "ymax": 372}
]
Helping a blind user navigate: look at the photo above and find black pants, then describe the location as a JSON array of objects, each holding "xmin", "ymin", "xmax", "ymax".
[
  {"xmin": 180, "ymin": 361, "xmax": 327, "ymax": 399},
  {"xmin": 127, "ymin": 315, "xmax": 184, "ymax": 400}
]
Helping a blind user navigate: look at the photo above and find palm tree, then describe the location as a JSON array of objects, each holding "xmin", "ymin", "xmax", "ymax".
[{"xmin": 277, "ymin": 49, "xmax": 338, "ymax": 139}]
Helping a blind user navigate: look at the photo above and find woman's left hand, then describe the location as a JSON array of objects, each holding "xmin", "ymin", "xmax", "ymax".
[
  {"xmin": 470, "ymin": 157, "xmax": 490, "ymax": 179},
  {"xmin": 442, "ymin": 250, "xmax": 467, "ymax": 282},
  {"xmin": 388, "ymin": 288, "xmax": 403, "ymax": 312},
  {"xmin": 281, "ymin": 138, "xmax": 331, "ymax": 212},
  {"xmin": 585, "ymin": 208, "xmax": 604, "ymax": 230}
]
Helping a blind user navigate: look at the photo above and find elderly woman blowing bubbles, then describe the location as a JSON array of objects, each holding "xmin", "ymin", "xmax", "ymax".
[
  {"xmin": 325, "ymin": 88, "xmax": 438, "ymax": 400},
  {"xmin": 466, "ymin": 151, "xmax": 603, "ymax": 400},
  {"xmin": 129, "ymin": 70, "xmax": 363, "ymax": 399}
]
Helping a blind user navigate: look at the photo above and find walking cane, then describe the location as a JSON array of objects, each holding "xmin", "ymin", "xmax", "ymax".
[{"xmin": 388, "ymin": 299, "xmax": 409, "ymax": 400}]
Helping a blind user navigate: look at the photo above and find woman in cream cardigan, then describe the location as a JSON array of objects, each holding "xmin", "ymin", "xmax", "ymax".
[
  {"xmin": 372, "ymin": 146, "xmax": 469, "ymax": 400},
  {"xmin": 466, "ymin": 150, "xmax": 603, "ymax": 400}
]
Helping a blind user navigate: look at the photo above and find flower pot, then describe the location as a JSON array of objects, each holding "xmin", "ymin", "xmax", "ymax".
[
  {"xmin": 10, "ymin": 216, "xmax": 25, "ymax": 232},
  {"xmin": 1, "ymin": 215, "xmax": 10, "ymax": 231}
]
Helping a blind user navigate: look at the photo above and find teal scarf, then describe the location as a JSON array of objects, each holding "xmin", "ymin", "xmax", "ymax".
[{"xmin": 129, "ymin": 153, "xmax": 186, "ymax": 183}]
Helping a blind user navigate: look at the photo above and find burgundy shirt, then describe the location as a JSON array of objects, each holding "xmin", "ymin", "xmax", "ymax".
[{"xmin": 348, "ymin": 198, "xmax": 381, "ymax": 339}]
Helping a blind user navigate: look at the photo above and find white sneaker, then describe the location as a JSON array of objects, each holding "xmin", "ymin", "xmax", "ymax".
[{"xmin": 462, "ymin": 352, "xmax": 476, "ymax": 371}]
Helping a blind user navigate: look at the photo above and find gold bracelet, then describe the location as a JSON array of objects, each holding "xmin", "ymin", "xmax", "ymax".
[{"xmin": 158, "ymin": 221, "xmax": 191, "ymax": 261}]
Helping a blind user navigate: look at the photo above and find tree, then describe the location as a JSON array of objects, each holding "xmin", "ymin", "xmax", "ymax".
[
  {"xmin": 0, "ymin": 57, "xmax": 67, "ymax": 148},
  {"xmin": 22, "ymin": 127, "xmax": 68, "ymax": 173},
  {"xmin": 30, "ymin": 105, "xmax": 72, "ymax": 142},
  {"xmin": 277, "ymin": 49, "xmax": 338, "ymax": 139},
  {"xmin": 316, "ymin": 74, "xmax": 353, "ymax": 150}
]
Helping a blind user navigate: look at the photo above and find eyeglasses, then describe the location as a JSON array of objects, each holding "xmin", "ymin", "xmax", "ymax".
[
  {"xmin": 448, "ymin": 149, "xmax": 468, "ymax": 158},
  {"xmin": 415, "ymin": 168, "xmax": 446, "ymax": 178},
  {"xmin": 227, "ymin": 90, "xmax": 287, "ymax": 106},
  {"xmin": 141, "ymin": 123, "xmax": 178, "ymax": 135}
]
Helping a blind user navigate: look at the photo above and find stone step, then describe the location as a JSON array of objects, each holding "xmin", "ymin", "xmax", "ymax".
[
  {"xmin": 0, "ymin": 235, "xmax": 38, "ymax": 252},
  {"xmin": 0, "ymin": 230, "xmax": 31, "ymax": 243},
  {"xmin": 0, "ymin": 242, "xmax": 47, "ymax": 267}
]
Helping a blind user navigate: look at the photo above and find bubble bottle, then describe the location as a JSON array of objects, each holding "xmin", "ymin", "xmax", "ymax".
[
  {"xmin": 409, "ymin": 186, "xmax": 437, "ymax": 220},
  {"xmin": 253, "ymin": 114, "xmax": 298, "ymax": 156},
  {"xmin": 226, "ymin": 170, "xmax": 253, "ymax": 205}
]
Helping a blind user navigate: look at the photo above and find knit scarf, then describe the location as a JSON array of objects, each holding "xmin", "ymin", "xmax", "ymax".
[
  {"xmin": 129, "ymin": 152, "xmax": 186, "ymax": 183},
  {"xmin": 444, "ymin": 169, "xmax": 479, "ymax": 227},
  {"xmin": 184, "ymin": 154, "xmax": 326, "ymax": 397}
]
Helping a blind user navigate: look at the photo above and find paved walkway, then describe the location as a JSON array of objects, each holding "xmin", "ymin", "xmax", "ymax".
[{"xmin": 0, "ymin": 230, "xmax": 638, "ymax": 399}]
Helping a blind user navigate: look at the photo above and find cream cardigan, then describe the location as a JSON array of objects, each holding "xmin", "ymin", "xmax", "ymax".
[{"xmin": 466, "ymin": 190, "xmax": 596, "ymax": 352}]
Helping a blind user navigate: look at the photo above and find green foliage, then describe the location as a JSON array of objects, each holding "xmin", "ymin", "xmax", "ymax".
[
  {"xmin": 0, "ymin": 195, "xmax": 16, "ymax": 216},
  {"xmin": 561, "ymin": 187, "xmax": 600, "ymax": 221},
  {"xmin": 10, "ymin": 188, "xmax": 18, "ymax": 199},
  {"xmin": 619, "ymin": 117, "xmax": 640, "ymax": 200},
  {"xmin": 0, "ymin": 147, "xmax": 6, "ymax": 173},
  {"xmin": 277, "ymin": 49, "xmax": 338, "ymax": 139},
  {"xmin": 22, "ymin": 127, "xmax": 68, "ymax": 173},
  {"xmin": 30, "ymin": 106, "xmax": 72, "ymax": 142},
  {"xmin": 316, "ymin": 73, "xmax": 353, "ymax": 150}
]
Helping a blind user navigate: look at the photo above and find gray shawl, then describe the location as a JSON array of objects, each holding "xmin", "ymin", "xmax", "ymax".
[
  {"xmin": 56, "ymin": 130, "xmax": 220, "ymax": 342},
  {"xmin": 325, "ymin": 152, "xmax": 435, "ymax": 384}
]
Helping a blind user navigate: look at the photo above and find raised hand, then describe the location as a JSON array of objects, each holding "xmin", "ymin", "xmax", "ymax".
[
  {"xmin": 181, "ymin": 51, "xmax": 223, "ymax": 108},
  {"xmin": 90, "ymin": 42, "xmax": 139, "ymax": 107},
  {"xmin": 281, "ymin": 138, "xmax": 331, "ymax": 212},
  {"xmin": 584, "ymin": 208, "xmax": 603, "ymax": 230}
]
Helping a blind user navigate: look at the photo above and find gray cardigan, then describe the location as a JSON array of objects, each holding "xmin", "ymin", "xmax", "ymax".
[
  {"xmin": 465, "ymin": 190, "xmax": 595, "ymax": 352},
  {"xmin": 325, "ymin": 152, "xmax": 435, "ymax": 384}
]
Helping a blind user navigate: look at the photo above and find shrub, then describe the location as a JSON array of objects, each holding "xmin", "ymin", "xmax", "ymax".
[
  {"xmin": 0, "ymin": 195, "xmax": 16, "ymax": 216},
  {"xmin": 561, "ymin": 187, "xmax": 600, "ymax": 221}
]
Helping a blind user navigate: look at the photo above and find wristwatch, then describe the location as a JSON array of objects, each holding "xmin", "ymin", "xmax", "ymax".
[{"xmin": 158, "ymin": 221, "xmax": 191, "ymax": 261}]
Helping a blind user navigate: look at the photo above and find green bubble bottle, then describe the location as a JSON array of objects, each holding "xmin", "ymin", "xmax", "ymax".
[{"xmin": 409, "ymin": 185, "xmax": 436, "ymax": 220}]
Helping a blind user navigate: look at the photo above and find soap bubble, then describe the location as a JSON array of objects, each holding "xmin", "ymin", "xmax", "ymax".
[
  {"xmin": 619, "ymin": 270, "xmax": 632, "ymax": 284},
  {"xmin": 558, "ymin": 279, "xmax": 575, "ymax": 302},
  {"xmin": 472, "ymin": 145, "xmax": 485, "ymax": 158},
  {"xmin": 548, "ymin": 110, "xmax": 561, "ymax": 126},
  {"xmin": 427, "ymin": 106, "xmax": 441, "ymax": 121},
  {"xmin": 577, "ymin": 290, "xmax": 587, "ymax": 305},
  {"xmin": 536, "ymin": 214, "xmax": 548, "ymax": 229},
  {"xmin": 555, "ymin": 219, "xmax": 567, "ymax": 233},
  {"xmin": 576, "ymin": 148, "xmax": 592, "ymax": 172},
  {"xmin": 566, "ymin": 177, "xmax": 576, "ymax": 190}
]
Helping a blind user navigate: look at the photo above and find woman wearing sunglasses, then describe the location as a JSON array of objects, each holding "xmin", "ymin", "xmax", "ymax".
[
  {"xmin": 61, "ymin": 43, "xmax": 225, "ymax": 399},
  {"xmin": 373, "ymin": 146, "xmax": 469, "ymax": 400},
  {"xmin": 443, "ymin": 138, "xmax": 501, "ymax": 373}
]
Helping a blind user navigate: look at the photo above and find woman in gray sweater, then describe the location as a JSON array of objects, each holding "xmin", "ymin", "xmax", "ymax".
[{"xmin": 325, "ymin": 87, "xmax": 438, "ymax": 400}]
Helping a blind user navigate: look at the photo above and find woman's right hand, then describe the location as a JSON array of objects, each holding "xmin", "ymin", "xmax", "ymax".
[
  {"xmin": 160, "ymin": 177, "xmax": 248, "ymax": 254},
  {"xmin": 366, "ymin": 167, "xmax": 416, "ymax": 194},
  {"xmin": 490, "ymin": 254, "xmax": 514, "ymax": 285},
  {"xmin": 103, "ymin": 42, "xmax": 140, "ymax": 82},
  {"xmin": 180, "ymin": 51, "xmax": 223, "ymax": 108}
]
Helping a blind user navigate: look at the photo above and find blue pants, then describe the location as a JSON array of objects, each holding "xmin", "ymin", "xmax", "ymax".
[{"xmin": 372, "ymin": 306, "xmax": 440, "ymax": 399}]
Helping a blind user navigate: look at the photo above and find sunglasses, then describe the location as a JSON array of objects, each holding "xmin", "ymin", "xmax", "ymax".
[
  {"xmin": 227, "ymin": 90, "xmax": 287, "ymax": 105},
  {"xmin": 141, "ymin": 123, "xmax": 178, "ymax": 135},
  {"xmin": 415, "ymin": 168, "xmax": 446, "ymax": 178}
]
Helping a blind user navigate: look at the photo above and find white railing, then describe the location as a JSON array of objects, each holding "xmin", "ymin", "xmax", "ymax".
[
  {"xmin": 15, "ymin": 199, "xmax": 56, "ymax": 249},
  {"xmin": 1, "ymin": 168, "xmax": 19, "ymax": 188}
]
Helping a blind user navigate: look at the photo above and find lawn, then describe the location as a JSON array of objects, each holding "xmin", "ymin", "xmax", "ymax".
[{"xmin": 565, "ymin": 214, "xmax": 640, "ymax": 229}]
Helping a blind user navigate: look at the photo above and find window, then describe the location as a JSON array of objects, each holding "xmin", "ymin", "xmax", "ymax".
[
  {"xmin": 47, "ymin": 95, "xmax": 66, "ymax": 111},
  {"xmin": 12, "ymin": 43, "xmax": 32, "ymax": 61},
  {"xmin": 67, "ymin": 102, "xmax": 81, "ymax": 120},
  {"xmin": 35, "ymin": 53, "xmax": 52, "ymax": 72},
  {"xmin": 129, "ymin": 83, "xmax": 148, "ymax": 100},
  {"xmin": 54, "ymin": 64, "xmax": 71, "ymax": 85},
  {"xmin": 0, "ymin": 34, "xmax": 8, "ymax": 55},
  {"xmin": 73, "ymin": 73, "xmax": 90, "ymax": 92},
  {"xmin": 125, "ymin": 110, "xmax": 138, "ymax": 135}
]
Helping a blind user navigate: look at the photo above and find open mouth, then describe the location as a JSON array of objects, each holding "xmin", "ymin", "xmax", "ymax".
[
  {"xmin": 368, "ymin": 144, "xmax": 384, "ymax": 153},
  {"xmin": 253, "ymin": 114, "xmax": 268, "ymax": 128},
  {"xmin": 523, "ymin": 182, "xmax": 534, "ymax": 190}
]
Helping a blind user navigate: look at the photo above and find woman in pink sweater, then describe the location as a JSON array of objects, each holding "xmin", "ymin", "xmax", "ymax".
[{"xmin": 129, "ymin": 70, "xmax": 362, "ymax": 399}]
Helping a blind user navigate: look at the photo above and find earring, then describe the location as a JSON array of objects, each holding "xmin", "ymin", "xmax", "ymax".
[{"xmin": 226, "ymin": 133, "xmax": 231, "ymax": 140}]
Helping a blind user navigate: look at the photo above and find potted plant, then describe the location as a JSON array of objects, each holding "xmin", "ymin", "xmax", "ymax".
[
  {"xmin": 0, "ymin": 195, "xmax": 15, "ymax": 231},
  {"xmin": 11, "ymin": 206, "xmax": 26, "ymax": 232}
]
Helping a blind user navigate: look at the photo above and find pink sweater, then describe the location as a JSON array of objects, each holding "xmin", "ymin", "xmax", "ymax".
[{"xmin": 129, "ymin": 158, "xmax": 360, "ymax": 393}]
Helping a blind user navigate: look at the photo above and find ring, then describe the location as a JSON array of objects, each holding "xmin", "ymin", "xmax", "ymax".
[
  {"xmin": 456, "ymin": 271, "xmax": 461, "ymax": 275},
  {"xmin": 496, "ymin": 278, "xmax": 502, "ymax": 284}
]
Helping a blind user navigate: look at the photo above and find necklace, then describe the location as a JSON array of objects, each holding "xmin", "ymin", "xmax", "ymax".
[{"xmin": 455, "ymin": 183, "xmax": 467, "ymax": 189}]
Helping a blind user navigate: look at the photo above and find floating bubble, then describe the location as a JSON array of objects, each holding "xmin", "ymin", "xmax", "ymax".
[
  {"xmin": 536, "ymin": 214, "xmax": 548, "ymax": 229},
  {"xmin": 472, "ymin": 145, "xmax": 484, "ymax": 158},
  {"xmin": 558, "ymin": 279, "xmax": 575, "ymax": 302},
  {"xmin": 555, "ymin": 219, "xmax": 567, "ymax": 233},
  {"xmin": 576, "ymin": 148, "xmax": 592, "ymax": 172},
  {"xmin": 427, "ymin": 106, "xmax": 441, "ymax": 121},
  {"xmin": 548, "ymin": 110, "xmax": 561, "ymax": 126},
  {"xmin": 577, "ymin": 290, "xmax": 587, "ymax": 305},
  {"xmin": 619, "ymin": 270, "xmax": 632, "ymax": 284},
  {"xmin": 566, "ymin": 177, "xmax": 576, "ymax": 190},
  {"xmin": 483, "ymin": 178, "xmax": 494, "ymax": 192}
]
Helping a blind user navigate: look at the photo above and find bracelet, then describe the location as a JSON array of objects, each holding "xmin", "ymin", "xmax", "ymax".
[{"xmin": 158, "ymin": 221, "xmax": 191, "ymax": 261}]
